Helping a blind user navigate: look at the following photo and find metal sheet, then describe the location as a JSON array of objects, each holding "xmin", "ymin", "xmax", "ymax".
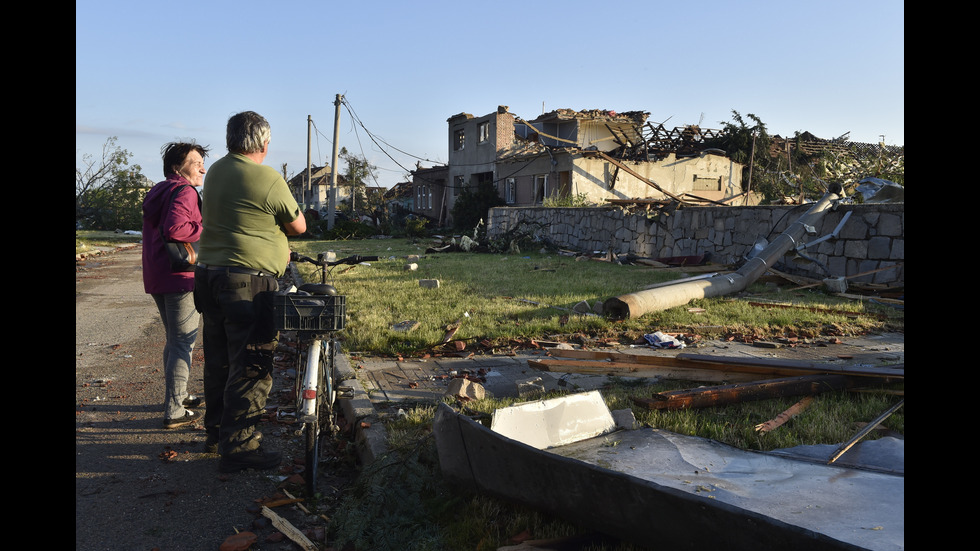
[
  {"xmin": 435, "ymin": 397, "xmax": 903, "ymax": 551},
  {"xmin": 549, "ymin": 428, "xmax": 903, "ymax": 551}
]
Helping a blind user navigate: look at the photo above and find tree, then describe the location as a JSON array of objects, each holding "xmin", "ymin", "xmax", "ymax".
[
  {"xmin": 451, "ymin": 179, "xmax": 505, "ymax": 232},
  {"xmin": 708, "ymin": 111, "xmax": 905, "ymax": 203},
  {"xmin": 339, "ymin": 147, "xmax": 377, "ymax": 216},
  {"xmin": 76, "ymin": 136, "xmax": 147, "ymax": 229}
]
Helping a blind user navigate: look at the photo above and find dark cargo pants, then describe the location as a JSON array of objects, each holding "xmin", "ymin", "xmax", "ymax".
[{"xmin": 194, "ymin": 266, "xmax": 278, "ymax": 457}]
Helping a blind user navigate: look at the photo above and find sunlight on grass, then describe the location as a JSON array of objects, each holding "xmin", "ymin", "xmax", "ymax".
[{"xmin": 289, "ymin": 237, "xmax": 901, "ymax": 357}]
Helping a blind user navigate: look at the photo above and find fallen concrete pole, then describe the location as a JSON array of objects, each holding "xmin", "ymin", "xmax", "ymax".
[{"xmin": 603, "ymin": 190, "xmax": 842, "ymax": 319}]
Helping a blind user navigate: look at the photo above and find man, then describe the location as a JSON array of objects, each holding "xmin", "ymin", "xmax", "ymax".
[{"xmin": 194, "ymin": 111, "xmax": 306, "ymax": 472}]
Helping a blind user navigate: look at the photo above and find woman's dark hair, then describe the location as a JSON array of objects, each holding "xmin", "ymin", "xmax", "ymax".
[{"xmin": 161, "ymin": 141, "xmax": 210, "ymax": 176}]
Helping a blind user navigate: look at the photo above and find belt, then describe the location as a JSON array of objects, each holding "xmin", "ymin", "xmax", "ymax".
[{"xmin": 197, "ymin": 263, "xmax": 275, "ymax": 277}]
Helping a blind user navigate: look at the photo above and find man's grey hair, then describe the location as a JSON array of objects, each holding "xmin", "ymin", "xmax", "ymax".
[{"xmin": 226, "ymin": 111, "xmax": 272, "ymax": 154}]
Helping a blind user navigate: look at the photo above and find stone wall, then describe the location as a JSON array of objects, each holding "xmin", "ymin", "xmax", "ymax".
[{"xmin": 486, "ymin": 202, "xmax": 904, "ymax": 284}]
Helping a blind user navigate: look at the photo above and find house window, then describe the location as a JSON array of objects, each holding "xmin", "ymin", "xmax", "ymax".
[
  {"xmin": 454, "ymin": 129, "xmax": 465, "ymax": 151},
  {"xmin": 692, "ymin": 175, "xmax": 723, "ymax": 191},
  {"xmin": 534, "ymin": 175, "xmax": 548, "ymax": 204},
  {"xmin": 478, "ymin": 121, "xmax": 490, "ymax": 144},
  {"xmin": 505, "ymin": 178, "xmax": 516, "ymax": 204},
  {"xmin": 453, "ymin": 175, "xmax": 465, "ymax": 198}
]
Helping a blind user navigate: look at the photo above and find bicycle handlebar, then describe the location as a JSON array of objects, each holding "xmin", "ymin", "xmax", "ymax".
[{"xmin": 290, "ymin": 252, "xmax": 379, "ymax": 266}]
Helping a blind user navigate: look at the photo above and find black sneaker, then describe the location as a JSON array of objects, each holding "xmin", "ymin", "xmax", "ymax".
[
  {"xmin": 219, "ymin": 448, "xmax": 282, "ymax": 473},
  {"xmin": 206, "ymin": 432, "xmax": 259, "ymax": 454},
  {"xmin": 164, "ymin": 410, "xmax": 198, "ymax": 429},
  {"xmin": 182, "ymin": 395, "xmax": 204, "ymax": 408}
]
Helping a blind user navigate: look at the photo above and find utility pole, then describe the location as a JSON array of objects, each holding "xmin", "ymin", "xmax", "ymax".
[
  {"xmin": 328, "ymin": 94, "xmax": 343, "ymax": 230},
  {"xmin": 306, "ymin": 115, "xmax": 312, "ymax": 211}
]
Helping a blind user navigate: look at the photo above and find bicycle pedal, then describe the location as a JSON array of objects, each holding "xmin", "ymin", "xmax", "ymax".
[{"xmin": 337, "ymin": 385, "xmax": 355, "ymax": 399}]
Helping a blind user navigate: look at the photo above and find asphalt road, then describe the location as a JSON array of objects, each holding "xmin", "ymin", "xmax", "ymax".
[{"xmin": 75, "ymin": 245, "xmax": 325, "ymax": 551}]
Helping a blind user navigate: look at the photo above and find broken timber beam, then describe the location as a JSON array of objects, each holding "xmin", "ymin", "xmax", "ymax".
[
  {"xmin": 631, "ymin": 374, "xmax": 855, "ymax": 411},
  {"xmin": 536, "ymin": 349, "xmax": 903, "ymax": 380},
  {"xmin": 527, "ymin": 357, "xmax": 760, "ymax": 384},
  {"xmin": 676, "ymin": 353, "xmax": 903, "ymax": 380}
]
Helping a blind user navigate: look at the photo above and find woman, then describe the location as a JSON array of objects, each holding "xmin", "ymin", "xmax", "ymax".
[{"xmin": 142, "ymin": 141, "xmax": 209, "ymax": 429}]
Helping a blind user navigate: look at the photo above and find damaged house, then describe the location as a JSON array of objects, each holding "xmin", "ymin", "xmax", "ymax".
[
  {"xmin": 288, "ymin": 165, "xmax": 350, "ymax": 212},
  {"xmin": 413, "ymin": 106, "xmax": 753, "ymax": 226}
]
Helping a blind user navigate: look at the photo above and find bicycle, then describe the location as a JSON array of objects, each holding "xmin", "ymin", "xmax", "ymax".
[{"xmin": 273, "ymin": 251, "xmax": 379, "ymax": 496}]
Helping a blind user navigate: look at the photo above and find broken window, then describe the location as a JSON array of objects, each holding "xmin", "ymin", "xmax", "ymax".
[
  {"xmin": 454, "ymin": 129, "xmax": 465, "ymax": 151},
  {"xmin": 479, "ymin": 121, "xmax": 490, "ymax": 144},
  {"xmin": 506, "ymin": 177, "xmax": 516, "ymax": 204},
  {"xmin": 417, "ymin": 184, "xmax": 431, "ymax": 209},
  {"xmin": 534, "ymin": 174, "xmax": 548, "ymax": 204}
]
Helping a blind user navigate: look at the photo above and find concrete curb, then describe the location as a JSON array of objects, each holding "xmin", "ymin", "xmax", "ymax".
[{"xmin": 336, "ymin": 353, "xmax": 388, "ymax": 465}]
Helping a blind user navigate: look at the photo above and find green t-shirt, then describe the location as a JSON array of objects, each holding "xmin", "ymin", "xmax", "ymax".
[{"xmin": 198, "ymin": 153, "xmax": 301, "ymax": 276}]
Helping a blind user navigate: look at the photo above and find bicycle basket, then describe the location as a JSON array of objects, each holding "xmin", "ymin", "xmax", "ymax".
[{"xmin": 273, "ymin": 294, "xmax": 346, "ymax": 331}]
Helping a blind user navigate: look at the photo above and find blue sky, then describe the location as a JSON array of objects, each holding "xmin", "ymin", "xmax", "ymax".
[{"xmin": 76, "ymin": 0, "xmax": 904, "ymax": 189}]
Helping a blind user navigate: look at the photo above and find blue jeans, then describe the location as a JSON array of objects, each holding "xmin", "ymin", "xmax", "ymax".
[{"xmin": 152, "ymin": 292, "xmax": 200, "ymax": 420}]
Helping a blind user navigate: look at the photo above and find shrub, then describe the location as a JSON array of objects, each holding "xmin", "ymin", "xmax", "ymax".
[
  {"xmin": 310, "ymin": 219, "xmax": 379, "ymax": 240},
  {"xmin": 405, "ymin": 217, "xmax": 428, "ymax": 237}
]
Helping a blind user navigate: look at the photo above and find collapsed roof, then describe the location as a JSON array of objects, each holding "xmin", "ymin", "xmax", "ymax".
[{"xmin": 512, "ymin": 108, "xmax": 726, "ymax": 161}]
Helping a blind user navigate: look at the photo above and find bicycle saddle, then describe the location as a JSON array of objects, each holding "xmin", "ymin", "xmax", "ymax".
[{"xmin": 298, "ymin": 283, "xmax": 338, "ymax": 296}]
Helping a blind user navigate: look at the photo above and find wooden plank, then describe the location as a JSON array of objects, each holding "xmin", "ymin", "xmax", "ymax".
[
  {"xmin": 755, "ymin": 396, "xmax": 814, "ymax": 432},
  {"xmin": 631, "ymin": 375, "xmax": 855, "ymax": 411},
  {"xmin": 546, "ymin": 349, "xmax": 904, "ymax": 380},
  {"xmin": 527, "ymin": 358, "xmax": 759, "ymax": 384},
  {"xmin": 676, "ymin": 353, "xmax": 904, "ymax": 379}
]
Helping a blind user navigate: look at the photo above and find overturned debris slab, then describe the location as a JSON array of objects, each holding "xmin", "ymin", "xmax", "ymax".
[{"xmin": 433, "ymin": 400, "xmax": 903, "ymax": 550}]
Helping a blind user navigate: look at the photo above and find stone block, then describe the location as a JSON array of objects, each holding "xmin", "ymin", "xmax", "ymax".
[
  {"xmin": 516, "ymin": 376, "xmax": 545, "ymax": 397},
  {"xmin": 868, "ymin": 236, "xmax": 892, "ymax": 259},
  {"xmin": 446, "ymin": 378, "xmax": 485, "ymax": 401},
  {"xmin": 419, "ymin": 279, "xmax": 440, "ymax": 288},
  {"xmin": 612, "ymin": 408, "xmax": 637, "ymax": 430},
  {"xmin": 889, "ymin": 238, "xmax": 904, "ymax": 260},
  {"xmin": 877, "ymin": 213, "xmax": 903, "ymax": 237}
]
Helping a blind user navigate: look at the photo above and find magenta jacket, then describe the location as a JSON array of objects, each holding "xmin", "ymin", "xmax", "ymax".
[{"xmin": 141, "ymin": 174, "xmax": 203, "ymax": 294}]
